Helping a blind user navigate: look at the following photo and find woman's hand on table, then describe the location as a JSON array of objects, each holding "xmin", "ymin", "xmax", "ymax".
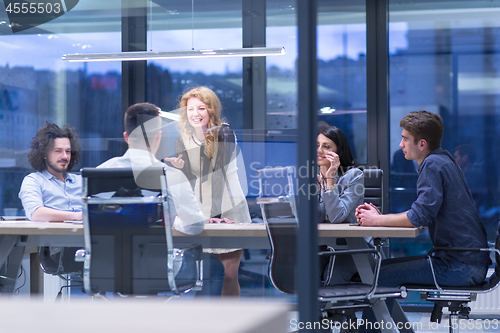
[{"xmin": 209, "ymin": 217, "xmax": 234, "ymax": 224}]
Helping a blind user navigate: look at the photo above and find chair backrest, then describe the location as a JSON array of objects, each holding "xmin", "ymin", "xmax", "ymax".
[
  {"xmin": 39, "ymin": 246, "xmax": 84, "ymax": 276},
  {"xmin": 80, "ymin": 167, "xmax": 201, "ymax": 296},
  {"xmin": 257, "ymin": 166, "xmax": 298, "ymax": 294},
  {"xmin": 363, "ymin": 168, "xmax": 384, "ymax": 213}
]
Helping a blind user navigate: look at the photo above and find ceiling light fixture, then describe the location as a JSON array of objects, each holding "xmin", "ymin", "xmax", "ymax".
[
  {"xmin": 320, "ymin": 107, "xmax": 336, "ymax": 114},
  {"xmin": 62, "ymin": 47, "xmax": 286, "ymax": 62},
  {"xmin": 63, "ymin": 1, "xmax": 286, "ymax": 63}
]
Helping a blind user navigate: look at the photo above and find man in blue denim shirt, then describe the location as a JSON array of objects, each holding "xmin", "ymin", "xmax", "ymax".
[
  {"xmin": 356, "ymin": 111, "xmax": 490, "ymax": 287},
  {"xmin": 19, "ymin": 122, "xmax": 82, "ymax": 222},
  {"xmin": 355, "ymin": 111, "xmax": 490, "ymax": 333}
]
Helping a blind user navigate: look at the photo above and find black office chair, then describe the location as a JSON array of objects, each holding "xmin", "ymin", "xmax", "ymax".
[
  {"xmin": 363, "ymin": 168, "xmax": 383, "ymax": 212},
  {"xmin": 39, "ymin": 246, "xmax": 84, "ymax": 298},
  {"xmin": 363, "ymin": 168, "xmax": 390, "ymax": 254},
  {"xmin": 79, "ymin": 166, "xmax": 203, "ymax": 297},
  {"xmin": 257, "ymin": 166, "xmax": 406, "ymax": 327},
  {"xmin": 38, "ymin": 214, "xmax": 85, "ymax": 297},
  {"xmin": 39, "ymin": 247, "xmax": 83, "ymax": 276},
  {"xmin": 404, "ymin": 221, "xmax": 500, "ymax": 333}
]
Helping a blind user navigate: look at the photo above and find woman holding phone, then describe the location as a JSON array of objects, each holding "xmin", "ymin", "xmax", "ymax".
[{"xmin": 317, "ymin": 125, "xmax": 365, "ymax": 284}]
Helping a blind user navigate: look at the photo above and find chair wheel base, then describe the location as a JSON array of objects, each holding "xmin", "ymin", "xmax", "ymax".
[
  {"xmin": 430, "ymin": 303, "xmax": 443, "ymax": 323},
  {"xmin": 430, "ymin": 300, "xmax": 472, "ymax": 333}
]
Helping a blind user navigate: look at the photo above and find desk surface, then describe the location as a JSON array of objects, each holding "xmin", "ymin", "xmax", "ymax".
[
  {"xmin": 0, "ymin": 221, "xmax": 425, "ymax": 238},
  {"xmin": 0, "ymin": 220, "xmax": 83, "ymax": 235}
]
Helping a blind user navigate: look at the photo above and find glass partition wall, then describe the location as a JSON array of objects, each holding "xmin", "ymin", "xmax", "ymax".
[
  {"xmin": 0, "ymin": 0, "xmax": 368, "ymax": 304},
  {"xmin": 0, "ymin": 1, "xmax": 123, "ymax": 216},
  {"xmin": 388, "ymin": 0, "xmax": 500, "ymax": 308},
  {"xmin": 316, "ymin": 0, "xmax": 367, "ymax": 165},
  {"xmin": 0, "ymin": 0, "xmax": 303, "ymax": 300},
  {"xmin": 144, "ymin": 0, "xmax": 369, "ymax": 300},
  {"xmin": 2, "ymin": 0, "xmax": 499, "ymax": 317},
  {"xmin": 388, "ymin": 0, "xmax": 500, "ymax": 249}
]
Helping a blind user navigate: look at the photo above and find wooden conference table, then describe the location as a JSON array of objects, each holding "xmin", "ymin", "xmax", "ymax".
[
  {"xmin": 0, "ymin": 219, "xmax": 423, "ymax": 250},
  {"xmin": 0, "ymin": 220, "xmax": 425, "ymax": 333},
  {"xmin": 0, "ymin": 220, "xmax": 424, "ymax": 249}
]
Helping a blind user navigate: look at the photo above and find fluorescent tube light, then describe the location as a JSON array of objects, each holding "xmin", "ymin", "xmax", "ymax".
[{"xmin": 62, "ymin": 47, "xmax": 285, "ymax": 62}]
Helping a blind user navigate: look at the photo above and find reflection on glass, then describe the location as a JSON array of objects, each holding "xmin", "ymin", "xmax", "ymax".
[
  {"xmin": 0, "ymin": 31, "xmax": 122, "ymax": 216},
  {"xmin": 266, "ymin": 4, "xmax": 368, "ymax": 165},
  {"xmin": 316, "ymin": 3, "xmax": 367, "ymax": 165},
  {"xmin": 147, "ymin": 28, "xmax": 243, "ymax": 131},
  {"xmin": 388, "ymin": 0, "xmax": 500, "ymax": 277}
]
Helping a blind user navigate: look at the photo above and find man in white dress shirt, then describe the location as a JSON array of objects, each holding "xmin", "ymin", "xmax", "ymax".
[{"xmin": 97, "ymin": 102, "xmax": 224, "ymax": 296}]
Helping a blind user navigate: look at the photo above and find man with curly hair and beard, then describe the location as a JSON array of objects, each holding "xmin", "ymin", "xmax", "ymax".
[{"xmin": 19, "ymin": 121, "xmax": 82, "ymax": 222}]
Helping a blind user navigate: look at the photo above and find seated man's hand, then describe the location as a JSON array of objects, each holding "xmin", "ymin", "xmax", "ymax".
[
  {"xmin": 355, "ymin": 203, "xmax": 380, "ymax": 226},
  {"xmin": 209, "ymin": 217, "xmax": 234, "ymax": 224},
  {"xmin": 163, "ymin": 154, "xmax": 185, "ymax": 169}
]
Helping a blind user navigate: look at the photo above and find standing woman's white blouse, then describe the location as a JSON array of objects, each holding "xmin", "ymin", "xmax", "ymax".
[{"xmin": 175, "ymin": 123, "xmax": 252, "ymax": 254}]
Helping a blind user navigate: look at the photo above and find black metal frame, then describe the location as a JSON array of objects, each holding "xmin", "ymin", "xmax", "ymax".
[
  {"xmin": 296, "ymin": 1, "xmax": 320, "ymax": 328},
  {"xmin": 366, "ymin": 0, "xmax": 390, "ymax": 213},
  {"xmin": 404, "ymin": 228, "xmax": 500, "ymax": 333}
]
